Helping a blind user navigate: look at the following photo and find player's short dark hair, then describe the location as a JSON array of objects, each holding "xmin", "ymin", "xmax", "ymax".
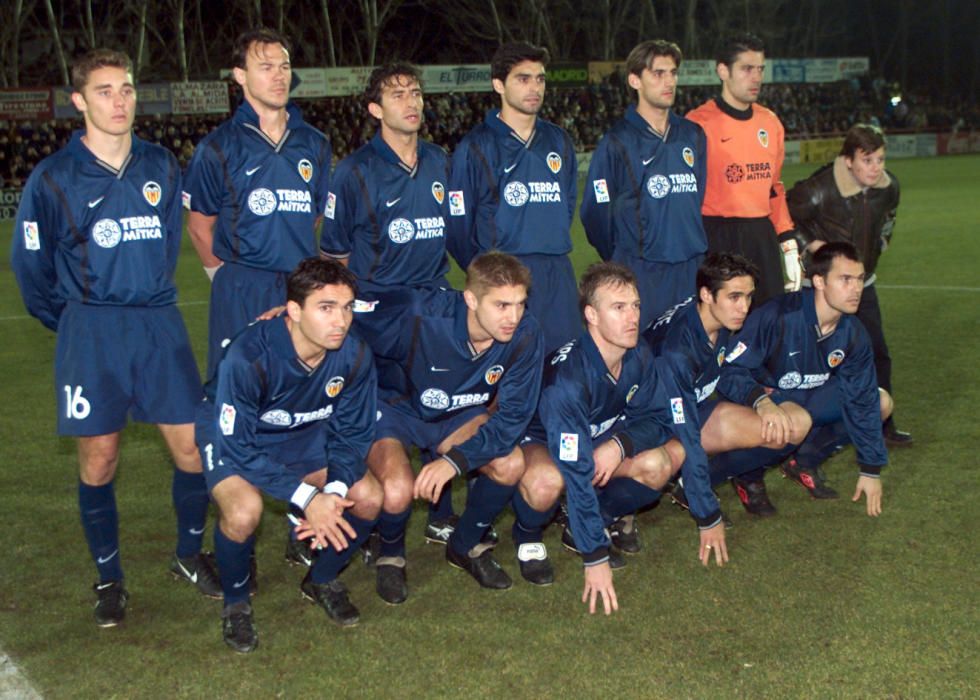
[
  {"xmin": 716, "ymin": 32, "xmax": 765, "ymax": 67},
  {"xmin": 364, "ymin": 62, "xmax": 423, "ymax": 108},
  {"xmin": 466, "ymin": 251, "xmax": 532, "ymax": 298},
  {"xmin": 807, "ymin": 242, "xmax": 862, "ymax": 280},
  {"xmin": 491, "ymin": 42, "xmax": 550, "ymax": 83},
  {"xmin": 697, "ymin": 252, "xmax": 760, "ymax": 298},
  {"xmin": 579, "ymin": 262, "xmax": 638, "ymax": 317},
  {"xmin": 287, "ymin": 257, "xmax": 358, "ymax": 305},
  {"xmin": 625, "ymin": 40, "xmax": 683, "ymax": 80},
  {"xmin": 840, "ymin": 124, "xmax": 886, "ymax": 158},
  {"xmin": 232, "ymin": 27, "xmax": 291, "ymax": 70},
  {"xmin": 71, "ymin": 49, "xmax": 132, "ymax": 92}
]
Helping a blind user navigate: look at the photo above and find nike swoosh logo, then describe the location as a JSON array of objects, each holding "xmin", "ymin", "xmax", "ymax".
[
  {"xmin": 430, "ymin": 366, "xmax": 449, "ymax": 372},
  {"xmin": 189, "ymin": 526, "xmax": 206, "ymax": 535},
  {"xmin": 97, "ymin": 549, "xmax": 118, "ymax": 564},
  {"xmin": 177, "ymin": 561, "xmax": 198, "ymax": 583},
  {"xmin": 386, "ymin": 198, "xmax": 401, "ymax": 207},
  {"xmin": 245, "ymin": 166, "xmax": 261, "ymax": 176},
  {"xmin": 721, "ymin": 137, "xmax": 733, "ymax": 143},
  {"xmin": 642, "ymin": 156, "xmax": 656, "ymax": 165},
  {"xmin": 232, "ymin": 574, "xmax": 251, "ymax": 589},
  {"xmin": 88, "ymin": 197, "xmax": 105, "ymax": 208},
  {"xmin": 789, "ymin": 351, "xmax": 801, "ymax": 357},
  {"xmin": 476, "ymin": 522, "xmax": 491, "ymax": 528},
  {"xmin": 503, "ymin": 164, "xmax": 517, "ymax": 173}
]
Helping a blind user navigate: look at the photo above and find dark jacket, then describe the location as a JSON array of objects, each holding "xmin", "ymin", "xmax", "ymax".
[{"xmin": 787, "ymin": 157, "xmax": 899, "ymax": 279}]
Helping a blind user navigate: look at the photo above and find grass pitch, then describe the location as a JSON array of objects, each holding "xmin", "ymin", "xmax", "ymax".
[{"xmin": 0, "ymin": 155, "xmax": 978, "ymax": 699}]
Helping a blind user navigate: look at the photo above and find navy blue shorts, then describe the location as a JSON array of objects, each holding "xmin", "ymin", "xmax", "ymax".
[
  {"xmin": 375, "ymin": 401, "xmax": 486, "ymax": 453},
  {"xmin": 696, "ymin": 398, "xmax": 721, "ymax": 428},
  {"xmin": 196, "ymin": 405, "xmax": 325, "ymax": 492},
  {"xmin": 771, "ymin": 378, "xmax": 843, "ymax": 426},
  {"xmin": 55, "ymin": 302, "xmax": 202, "ymax": 436},
  {"xmin": 615, "ymin": 255, "xmax": 703, "ymax": 330},
  {"xmin": 208, "ymin": 262, "xmax": 288, "ymax": 379},
  {"xmin": 517, "ymin": 253, "xmax": 582, "ymax": 354}
]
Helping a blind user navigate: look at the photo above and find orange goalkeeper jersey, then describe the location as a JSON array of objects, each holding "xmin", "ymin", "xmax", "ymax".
[{"xmin": 686, "ymin": 98, "xmax": 794, "ymax": 234}]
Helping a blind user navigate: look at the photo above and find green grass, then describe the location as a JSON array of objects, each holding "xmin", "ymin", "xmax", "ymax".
[{"xmin": 0, "ymin": 155, "xmax": 978, "ymax": 699}]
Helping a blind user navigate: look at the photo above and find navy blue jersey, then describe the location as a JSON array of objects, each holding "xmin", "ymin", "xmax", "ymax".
[
  {"xmin": 446, "ymin": 110, "xmax": 576, "ymax": 267},
  {"xmin": 644, "ymin": 298, "xmax": 728, "ymax": 527},
  {"xmin": 581, "ymin": 107, "xmax": 707, "ymax": 264},
  {"xmin": 320, "ymin": 132, "xmax": 449, "ymax": 288},
  {"xmin": 374, "ymin": 290, "xmax": 544, "ymax": 474},
  {"xmin": 718, "ymin": 289, "xmax": 888, "ymax": 472},
  {"xmin": 202, "ymin": 317, "xmax": 376, "ymax": 503},
  {"xmin": 12, "ymin": 132, "xmax": 182, "ymax": 331},
  {"xmin": 183, "ymin": 101, "xmax": 331, "ymax": 272},
  {"xmin": 529, "ymin": 333, "xmax": 675, "ymax": 560}
]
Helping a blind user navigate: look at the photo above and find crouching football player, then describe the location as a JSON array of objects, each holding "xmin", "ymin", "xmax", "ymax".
[
  {"xmin": 366, "ymin": 252, "xmax": 544, "ymax": 603},
  {"xmin": 713, "ymin": 242, "xmax": 891, "ymax": 516},
  {"xmin": 513, "ymin": 263, "xmax": 684, "ymax": 614},
  {"xmin": 197, "ymin": 258, "xmax": 382, "ymax": 653}
]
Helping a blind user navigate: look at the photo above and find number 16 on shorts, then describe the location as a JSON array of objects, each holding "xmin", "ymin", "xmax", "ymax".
[{"xmin": 64, "ymin": 385, "xmax": 92, "ymax": 420}]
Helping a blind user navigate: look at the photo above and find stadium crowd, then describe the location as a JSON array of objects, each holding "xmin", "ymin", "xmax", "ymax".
[{"xmin": 2, "ymin": 76, "xmax": 973, "ymax": 188}]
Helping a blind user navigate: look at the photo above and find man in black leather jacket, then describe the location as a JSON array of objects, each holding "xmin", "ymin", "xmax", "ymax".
[{"xmin": 787, "ymin": 124, "xmax": 911, "ymax": 445}]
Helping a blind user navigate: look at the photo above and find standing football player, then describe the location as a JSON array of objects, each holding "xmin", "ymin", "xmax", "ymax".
[
  {"xmin": 184, "ymin": 28, "xmax": 332, "ymax": 378},
  {"xmin": 687, "ymin": 33, "xmax": 801, "ymax": 306},
  {"xmin": 447, "ymin": 42, "xmax": 580, "ymax": 352},
  {"xmin": 197, "ymin": 258, "xmax": 381, "ymax": 652},
  {"xmin": 787, "ymin": 124, "xmax": 911, "ymax": 446},
  {"xmin": 11, "ymin": 49, "xmax": 216, "ymax": 627},
  {"xmin": 581, "ymin": 40, "xmax": 708, "ymax": 328}
]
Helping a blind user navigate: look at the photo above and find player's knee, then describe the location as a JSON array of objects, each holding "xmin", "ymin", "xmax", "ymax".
[
  {"xmin": 382, "ymin": 474, "xmax": 414, "ymax": 513},
  {"xmin": 218, "ymin": 497, "xmax": 262, "ymax": 542},
  {"xmin": 879, "ymin": 389, "xmax": 894, "ymax": 422},
  {"xmin": 632, "ymin": 447, "xmax": 676, "ymax": 490},
  {"xmin": 485, "ymin": 448, "xmax": 524, "ymax": 486},
  {"xmin": 78, "ymin": 452, "xmax": 119, "ymax": 486},
  {"xmin": 789, "ymin": 406, "xmax": 813, "ymax": 444},
  {"xmin": 349, "ymin": 474, "xmax": 384, "ymax": 520},
  {"xmin": 520, "ymin": 464, "xmax": 563, "ymax": 510}
]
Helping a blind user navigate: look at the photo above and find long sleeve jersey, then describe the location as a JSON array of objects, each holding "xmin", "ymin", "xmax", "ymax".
[
  {"xmin": 644, "ymin": 299, "xmax": 728, "ymax": 527},
  {"xmin": 183, "ymin": 101, "xmax": 331, "ymax": 272},
  {"xmin": 717, "ymin": 289, "xmax": 887, "ymax": 473},
  {"xmin": 374, "ymin": 290, "xmax": 544, "ymax": 474},
  {"xmin": 581, "ymin": 106, "xmax": 708, "ymax": 263},
  {"xmin": 446, "ymin": 109, "xmax": 576, "ymax": 267},
  {"xmin": 320, "ymin": 132, "xmax": 449, "ymax": 288},
  {"xmin": 528, "ymin": 333, "xmax": 674, "ymax": 563},
  {"xmin": 12, "ymin": 132, "xmax": 182, "ymax": 331},
  {"xmin": 686, "ymin": 97, "xmax": 793, "ymax": 234},
  {"xmin": 203, "ymin": 318, "xmax": 376, "ymax": 506}
]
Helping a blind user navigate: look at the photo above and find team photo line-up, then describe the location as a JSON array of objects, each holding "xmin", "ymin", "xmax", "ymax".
[{"xmin": 11, "ymin": 26, "xmax": 910, "ymax": 654}]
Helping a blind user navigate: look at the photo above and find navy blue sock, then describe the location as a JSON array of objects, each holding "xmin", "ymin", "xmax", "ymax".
[
  {"xmin": 597, "ymin": 478, "xmax": 660, "ymax": 527},
  {"xmin": 214, "ymin": 526, "xmax": 255, "ymax": 606},
  {"xmin": 428, "ymin": 480, "xmax": 455, "ymax": 521},
  {"xmin": 795, "ymin": 422, "xmax": 850, "ymax": 469},
  {"xmin": 709, "ymin": 445, "xmax": 797, "ymax": 487},
  {"xmin": 450, "ymin": 475, "xmax": 514, "ymax": 555},
  {"xmin": 511, "ymin": 491, "xmax": 557, "ymax": 545},
  {"xmin": 172, "ymin": 467, "xmax": 209, "ymax": 558},
  {"xmin": 377, "ymin": 507, "xmax": 412, "ymax": 558},
  {"xmin": 79, "ymin": 480, "xmax": 123, "ymax": 583},
  {"xmin": 311, "ymin": 514, "xmax": 377, "ymax": 584}
]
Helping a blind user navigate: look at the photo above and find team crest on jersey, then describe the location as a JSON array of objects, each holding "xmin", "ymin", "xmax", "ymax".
[
  {"xmin": 325, "ymin": 376, "xmax": 345, "ymax": 398},
  {"xmin": 431, "ymin": 181, "xmax": 445, "ymax": 204},
  {"xmin": 484, "ymin": 365, "xmax": 504, "ymax": 386},
  {"xmin": 248, "ymin": 188, "xmax": 277, "ymax": 216},
  {"xmin": 297, "ymin": 159, "xmax": 314, "ymax": 183},
  {"xmin": 142, "ymin": 181, "xmax": 162, "ymax": 207},
  {"xmin": 92, "ymin": 219, "xmax": 123, "ymax": 248},
  {"xmin": 757, "ymin": 129, "xmax": 769, "ymax": 148},
  {"xmin": 718, "ymin": 347, "xmax": 726, "ymax": 366},
  {"xmin": 23, "ymin": 221, "xmax": 40, "ymax": 251},
  {"xmin": 421, "ymin": 388, "xmax": 450, "ymax": 410},
  {"xmin": 646, "ymin": 174, "xmax": 671, "ymax": 199},
  {"xmin": 220, "ymin": 403, "xmax": 236, "ymax": 435},
  {"xmin": 827, "ymin": 349, "xmax": 846, "ymax": 368},
  {"xmin": 626, "ymin": 384, "xmax": 639, "ymax": 404},
  {"xmin": 670, "ymin": 397, "xmax": 686, "ymax": 424},
  {"xmin": 388, "ymin": 218, "xmax": 415, "ymax": 244},
  {"xmin": 503, "ymin": 181, "xmax": 530, "ymax": 207},
  {"xmin": 725, "ymin": 341, "xmax": 747, "ymax": 363},
  {"xmin": 546, "ymin": 152, "xmax": 562, "ymax": 174},
  {"xmin": 448, "ymin": 190, "xmax": 465, "ymax": 216},
  {"xmin": 682, "ymin": 147, "xmax": 695, "ymax": 168}
]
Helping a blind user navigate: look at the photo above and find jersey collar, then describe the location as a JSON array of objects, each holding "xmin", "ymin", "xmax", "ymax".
[
  {"xmin": 624, "ymin": 104, "xmax": 678, "ymax": 140},
  {"xmin": 486, "ymin": 108, "xmax": 537, "ymax": 146},
  {"xmin": 67, "ymin": 129, "xmax": 141, "ymax": 178},
  {"xmin": 234, "ymin": 100, "xmax": 304, "ymax": 148},
  {"xmin": 580, "ymin": 331, "xmax": 620, "ymax": 385},
  {"xmin": 714, "ymin": 96, "xmax": 753, "ymax": 121},
  {"xmin": 369, "ymin": 131, "xmax": 420, "ymax": 176}
]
